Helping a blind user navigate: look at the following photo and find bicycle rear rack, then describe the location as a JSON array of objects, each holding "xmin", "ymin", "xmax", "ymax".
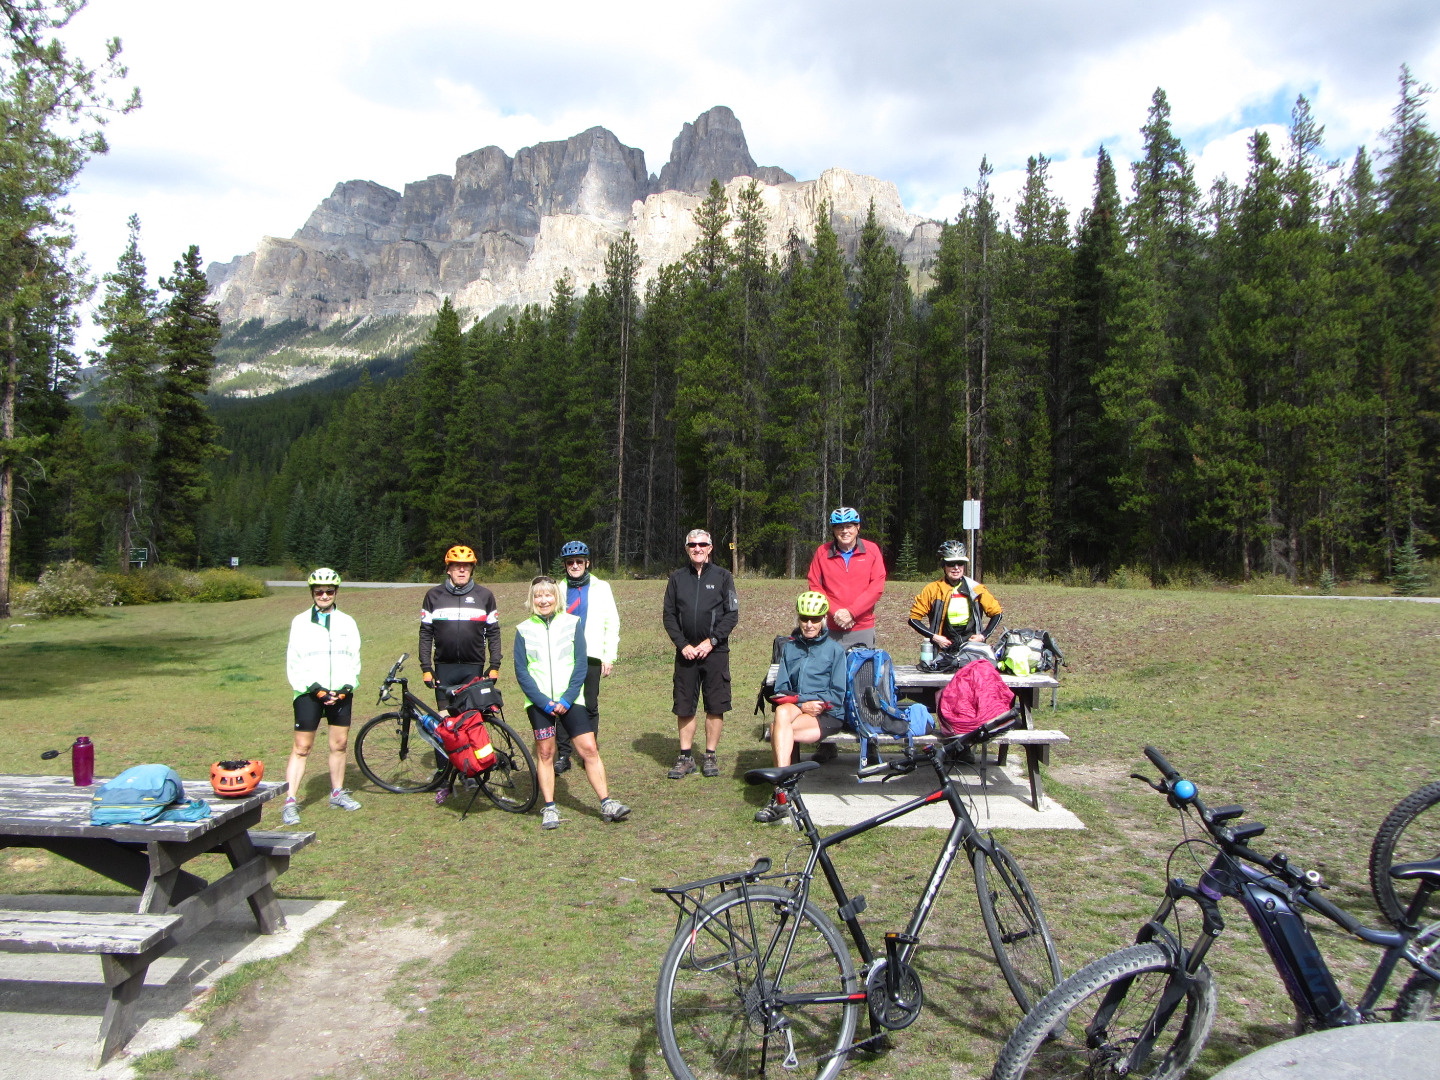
[{"xmin": 653, "ymin": 857, "xmax": 786, "ymax": 935}]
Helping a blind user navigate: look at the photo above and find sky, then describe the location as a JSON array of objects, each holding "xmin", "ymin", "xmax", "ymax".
[{"xmin": 56, "ymin": 0, "xmax": 1440, "ymax": 348}]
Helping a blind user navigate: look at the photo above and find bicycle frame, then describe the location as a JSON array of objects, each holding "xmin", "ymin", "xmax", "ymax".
[{"xmin": 379, "ymin": 674, "xmax": 449, "ymax": 761}]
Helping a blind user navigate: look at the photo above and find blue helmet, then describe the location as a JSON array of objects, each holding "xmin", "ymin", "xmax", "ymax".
[
  {"xmin": 829, "ymin": 506, "xmax": 861, "ymax": 526},
  {"xmin": 560, "ymin": 540, "xmax": 590, "ymax": 559}
]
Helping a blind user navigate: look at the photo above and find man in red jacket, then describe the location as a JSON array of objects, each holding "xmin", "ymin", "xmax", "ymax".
[{"xmin": 806, "ymin": 506, "xmax": 887, "ymax": 649}]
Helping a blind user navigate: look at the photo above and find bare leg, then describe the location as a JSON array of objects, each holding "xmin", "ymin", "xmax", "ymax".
[
  {"xmin": 769, "ymin": 704, "xmax": 822, "ymax": 768},
  {"xmin": 327, "ymin": 725, "xmax": 350, "ymax": 791},
  {"xmin": 534, "ymin": 735, "xmax": 556, "ymax": 804},
  {"xmin": 704, "ymin": 713, "xmax": 724, "ymax": 753},
  {"xmin": 571, "ymin": 731, "xmax": 608, "ymax": 801},
  {"xmin": 676, "ymin": 714, "xmax": 696, "ymax": 752},
  {"xmin": 286, "ymin": 730, "xmax": 316, "ymax": 801}
]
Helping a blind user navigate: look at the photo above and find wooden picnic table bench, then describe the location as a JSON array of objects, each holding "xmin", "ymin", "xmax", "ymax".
[
  {"xmin": 0, "ymin": 776, "xmax": 314, "ymax": 1064},
  {"xmin": 762, "ymin": 663, "xmax": 1068, "ymax": 810}
]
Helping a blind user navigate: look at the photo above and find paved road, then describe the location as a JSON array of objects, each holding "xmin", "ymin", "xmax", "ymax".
[
  {"xmin": 265, "ymin": 580, "xmax": 428, "ymax": 588},
  {"xmin": 1211, "ymin": 1021, "xmax": 1440, "ymax": 1079},
  {"xmin": 1265, "ymin": 593, "xmax": 1439, "ymax": 603}
]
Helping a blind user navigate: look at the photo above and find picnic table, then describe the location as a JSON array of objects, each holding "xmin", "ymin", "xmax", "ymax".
[
  {"xmin": 762, "ymin": 663, "xmax": 1067, "ymax": 809},
  {"xmin": 0, "ymin": 775, "xmax": 313, "ymax": 1064}
]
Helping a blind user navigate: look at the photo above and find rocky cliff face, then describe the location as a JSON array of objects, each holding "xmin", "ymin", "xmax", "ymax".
[{"xmin": 208, "ymin": 107, "xmax": 938, "ymax": 337}]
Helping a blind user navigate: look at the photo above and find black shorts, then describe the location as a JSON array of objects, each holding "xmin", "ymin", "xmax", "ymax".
[
  {"xmin": 815, "ymin": 710, "xmax": 846, "ymax": 741},
  {"xmin": 672, "ymin": 650, "xmax": 732, "ymax": 716},
  {"xmin": 525, "ymin": 703, "xmax": 597, "ymax": 741},
  {"xmin": 293, "ymin": 693, "xmax": 353, "ymax": 732}
]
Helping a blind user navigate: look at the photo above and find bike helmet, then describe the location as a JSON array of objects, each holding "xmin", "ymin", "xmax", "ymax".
[
  {"xmin": 444, "ymin": 545, "xmax": 478, "ymax": 565},
  {"xmin": 210, "ymin": 759, "xmax": 264, "ymax": 798},
  {"xmin": 307, "ymin": 567, "xmax": 342, "ymax": 588},
  {"xmin": 560, "ymin": 540, "xmax": 590, "ymax": 559},
  {"xmin": 937, "ymin": 540, "xmax": 969, "ymax": 563},
  {"xmin": 829, "ymin": 506, "xmax": 861, "ymax": 525},
  {"xmin": 796, "ymin": 591, "xmax": 830, "ymax": 618}
]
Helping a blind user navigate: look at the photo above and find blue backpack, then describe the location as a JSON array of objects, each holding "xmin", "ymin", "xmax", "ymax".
[
  {"xmin": 844, "ymin": 649, "xmax": 934, "ymax": 755},
  {"xmin": 90, "ymin": 764, "xmax": 212, "ymax": 826}
]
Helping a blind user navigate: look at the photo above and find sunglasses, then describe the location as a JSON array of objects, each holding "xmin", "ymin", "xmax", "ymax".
[
  {"xmin": 531, "ymin": 575, "xmax": 556, "ymax": 586},
  {"xmin": 311, "ymin": 589, "xmax": 336, "ymax": 597},
  {"xmin": 563, "ymin": 557, "xmax": 587, "ymax": 564},
  {"xmin": 943, "ymin": 561, "xmax": 968, "ymax": 568},
  {"xmin": 798, "ymin": 615, "xmax": 825, "ymax": 623},
  {"xmin": 687, "ymin": 542, "xmax": 711, "ymax": 548}
]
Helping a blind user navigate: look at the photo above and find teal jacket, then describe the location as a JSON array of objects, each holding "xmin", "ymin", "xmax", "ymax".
[{"xmin": 774, "ymin": 628, "xmax": 847, "ymax": 708}]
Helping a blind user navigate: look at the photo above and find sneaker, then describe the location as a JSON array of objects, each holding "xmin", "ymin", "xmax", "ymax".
[
  {"xmin": 812, "ymin": 742, "xmax": 839, "ymax": 765},
  {"xmin": 667, "ymin": 754, "xmax": 697, "ymax": 779},
  {"xmin": 282, "ymin": 800, "xmax": 300, "ymax": 826},
  {"xmin": 600, "ymin": 797, "xmax": 631, "ymax": 822},
  {"xmin": 553, "ymin": 754, "xmax": 572, "ymax": 776},
  {"xmin": 541, "ymin": 803, "xmax": 561, "ymax": 830},
  {"xmin": 701, "ymin": 751, "xmax": 720, "ymax": 778},
  {"xmin": 329, "ymin": 789, "xmax": 362, "ymax": 812},
  {"xmin": 754, "ymin": 795, "xmax": 787, "ymax": 824}
]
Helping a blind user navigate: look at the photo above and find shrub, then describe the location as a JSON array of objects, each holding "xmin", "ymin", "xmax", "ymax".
[
  {"xmin": 24, "ymin": 561, "xmax": 118, "ymax": 617},
  {"xmin": 1107, "ymin": 565, "xmax": 1153, "ymax": 590},
  {"xmin": 195, "ymin": 569, "xmax": 268, "ymax": 602},
  {"xmin": 483, "ymin": 558, "xmax": 540, "ymax": 582}
]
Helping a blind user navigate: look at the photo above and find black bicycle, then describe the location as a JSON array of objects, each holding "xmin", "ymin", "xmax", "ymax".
[
  {"xmin": 652, "ymin": 710, "xmax": 1061, "ymax": 1080},
  {"xmin": 991, "ymin": 747, "xmax": 1440, "ymax": 1080},
  {"xmin": 1370, "ymin": 778, "xmax": 1440, "ymax": 930},
  {"xmin": 353, "ymin": 653, "xmax": 538, "ymax": 816}
]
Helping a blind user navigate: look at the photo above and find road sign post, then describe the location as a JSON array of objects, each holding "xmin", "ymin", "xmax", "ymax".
[{"xmin": 962, "ymin": 500, "xmax": 981, "ymax": 575}]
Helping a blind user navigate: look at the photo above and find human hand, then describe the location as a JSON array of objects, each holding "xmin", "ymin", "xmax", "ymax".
[
  {"xmin": 601, "ymin": 662, "xmax": 613, "ymax": 677},
  {"xmin": 694, "ymin": 639, "xmax": 714, "ymax": 659},
  {"xmin": 969, "ymin": 633, "xmax": 985, "ymax": 642},
  {"xmin": 553, "ymin": 698, "xmax": 570, "ymax": 715},
  {"xmin": 487, "ymin": 669, "xmax": 500, "ymax": 681},
  {"xmin": 681, "ymin": 644, "xmax": 698, "ymax": 661},
  {"xmin": 933, "ymin": 634, "xmax": 951, "ymax": 649},
  {"xmin": 834, "ymin": 608, "xmax": 855, "ymax": 630},
  {"xmin": 800, "ymin": 700, "xmax": 825, "ymax": 716},
  {"xmin": 422, "ymin": 671, "xmax": 435, "ymax": 687}
]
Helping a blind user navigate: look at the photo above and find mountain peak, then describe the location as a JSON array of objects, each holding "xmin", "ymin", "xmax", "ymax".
[{"xmin": 654, "ymin": 106, "xmax": 794, "ymax": 194}]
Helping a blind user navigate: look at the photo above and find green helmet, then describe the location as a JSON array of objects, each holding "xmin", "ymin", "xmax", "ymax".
[
  {"xmin": 307, "ymin": 567, "xmax": 342, "ymax": 588},
  {"xmin": 796, "ymin": 591, "xmax": 830, "ymax": 618}
]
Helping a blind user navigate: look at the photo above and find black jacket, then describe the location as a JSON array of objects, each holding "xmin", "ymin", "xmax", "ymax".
[
  {"xmin": 662, "ymin": 562, "xmax": 739, "ymax": 650},
  {"xmin": 418, "ymin": 581, "xmax": 502, "ymax": 672}
]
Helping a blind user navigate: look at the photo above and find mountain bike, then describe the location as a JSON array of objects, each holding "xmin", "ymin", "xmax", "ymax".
[
  {"xmin": 1370, "ymin": 778, "xmax": 1440, "ymax": 930},
  {"xmin": 652, "ymin": 710, "xmax": 1061, "ymax": 1080},
  {"xmin": 353, "ymin": 653, "xmax": 537, "ymax": 816},
  {"xmin": 991, "ymin": 747, "xmax": 1440, "ymax": 1080}
]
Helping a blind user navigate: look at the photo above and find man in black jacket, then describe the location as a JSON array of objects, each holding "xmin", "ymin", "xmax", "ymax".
[
  {"xmin": 661, "ymin": 529, "xmax": 739, "ymax": 779},
  {"xmin": 418, "ymin": 545, "xmax": 502, "ymax": 709}
]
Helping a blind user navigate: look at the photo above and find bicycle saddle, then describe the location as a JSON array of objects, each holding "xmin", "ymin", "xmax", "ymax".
[
  {"xmin": 745, "ymin": 760, "xmax": 821, "ymax": 787},
  {"xmin": 1389, "ymin": 857, "xmax": 1440, "ymax": 884}
]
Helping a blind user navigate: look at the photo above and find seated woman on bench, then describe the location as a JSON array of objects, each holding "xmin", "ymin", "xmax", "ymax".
[{"xmin": 755, "ymin": 592, "xmax": 848, "ymax": 824}]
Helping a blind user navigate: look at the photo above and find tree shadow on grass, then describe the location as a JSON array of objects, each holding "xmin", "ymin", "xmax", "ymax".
[{"xmin": 0, "ymin": 628, "xmax": 263, "ymax": 701}]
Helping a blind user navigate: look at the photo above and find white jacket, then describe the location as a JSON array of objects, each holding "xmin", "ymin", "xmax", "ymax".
[
  {"xmin": 287, "ymin": 607, "xmax": 362, "ymax": 696},
  {"xmin": 574, "ymin": 576, "xmax": 620, "ymax": 664}
]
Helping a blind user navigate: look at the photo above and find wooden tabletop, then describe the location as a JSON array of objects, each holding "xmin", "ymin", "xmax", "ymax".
[
  {"xmin": 764, "ymin": 663, "xmax": 1058, "ymax": 690},
  {"xmin": 0, "ymin": 775, "xmax": 282, "ymax": 844}
]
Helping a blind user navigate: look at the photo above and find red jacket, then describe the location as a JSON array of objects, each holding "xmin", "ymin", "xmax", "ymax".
[
  {"xmin": 937, "ymin": 660, "xmax": 1016, "ymax": 737},
  {"xmin": 807, "ymin": 538, "xmax": 886, "ymax": 633}
]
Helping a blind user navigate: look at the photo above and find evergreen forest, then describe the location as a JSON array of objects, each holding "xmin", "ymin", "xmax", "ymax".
[{"xmin": 8, "ymin": 71, "xmax": 1440, "ymax": 593}]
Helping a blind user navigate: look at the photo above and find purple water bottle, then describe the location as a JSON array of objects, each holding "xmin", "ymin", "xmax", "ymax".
[{"xmin": 71, "ymin": 737, "xmax": 94, "ymax": 786}]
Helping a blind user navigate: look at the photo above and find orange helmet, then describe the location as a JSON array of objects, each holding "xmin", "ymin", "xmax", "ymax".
[
  {"xmin": 444, "ymin": 545, "xmax": 478, "ymax": 565},
  {"xmin": 210, "ymin": 759, "xmax": 264, "ymax": 798}
]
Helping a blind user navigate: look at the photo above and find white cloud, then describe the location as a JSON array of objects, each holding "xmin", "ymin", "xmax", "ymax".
[{"xmin": 52, "ymin": 0, "xmax": 1440, "ymax": 349}]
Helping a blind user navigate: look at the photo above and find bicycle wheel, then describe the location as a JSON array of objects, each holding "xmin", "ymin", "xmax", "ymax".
[
  {"xmin": 656, "ymin": 884, "xmax": 860, "ymax": 1080},
  {"xmin": 478, "ymin": 717, "xmax": 538, "ymax": 814},
  {"xmin": 1393, "ymin": 922, "xmax": 1440, "ymax": 1022},
  {"xmin": 1369, "ymin": 779, "xmax": 1440, "ymax": 928},
  {"xmin": 991, "ymin": 943, "xmax": 1216, "ymax": 1080},
  {"xmin": 353, "ymin": 712, "xmax": 448, "ymax": 793},
  {"xmin": 974, "ymin": 840, "xmax": 1062, "ymax": 1013}
]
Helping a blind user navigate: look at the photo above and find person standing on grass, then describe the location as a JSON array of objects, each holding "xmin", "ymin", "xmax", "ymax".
[
  {"xmin": 419, "ymin": 545, "xmax": 501, "ymax": 708},
  {"xmin": 514, "ymin": 575, "xmax": 631, "ymax": 831},
  {"xmin": 661, "ymin": 529, "xmax": 739, "ymax": 780},
  {"xmin": 282, "ymin": 568, "xmax": 362, "ymax": 826},
  {"xmin": 755, "ymin": 592, "xmax": 848, "ymax": 823},
  {"xmin": 553, "ymin": 540, "xmax": 621, "ymax": 776},
  {"xmin": 807, "ymin": 507, "xmax": 886, "ymax": 649}
]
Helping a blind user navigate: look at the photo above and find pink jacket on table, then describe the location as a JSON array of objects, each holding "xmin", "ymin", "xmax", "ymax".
[
  {"xmin": 937, "ymin": 661, "xmax": 1016, "ymax": 736},
  {"xmin": 806, "ymin": 538, "xmax": 886, "ymax": 633}
]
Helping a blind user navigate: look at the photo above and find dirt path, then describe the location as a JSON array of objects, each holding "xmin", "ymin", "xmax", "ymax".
[{"xmin": 155, "ymin": 914, "xmax": 454, "ymax": 1080}]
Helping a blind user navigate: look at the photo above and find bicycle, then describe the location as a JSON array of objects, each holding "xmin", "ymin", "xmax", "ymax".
[
  {"xmin": 1370, "ymin": 778, "xmax": 1440, "ymax": 930},
  {"xmin": 991, "ymin": 746, "xmax": 1440, "ymax": 1080},
  {"xmin": 652, "ymin": 709, "xmax": 1061, "ymax": 1080},
  {"xmin": 353, "ymin": 653, "xmax": 538, "ymax": 816}
]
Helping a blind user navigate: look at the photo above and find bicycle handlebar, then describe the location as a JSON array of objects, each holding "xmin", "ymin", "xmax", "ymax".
[{"xmin": 1144, "ymin": 745, "xmax": 1181, "ymax": 782}]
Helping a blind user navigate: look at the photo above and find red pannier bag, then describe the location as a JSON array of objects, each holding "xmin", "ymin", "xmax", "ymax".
[{"xmin": 434, "ymin": 710, "xmax": 496, "ymax": 775}]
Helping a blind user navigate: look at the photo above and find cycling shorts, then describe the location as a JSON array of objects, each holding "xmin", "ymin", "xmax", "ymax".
[
  {"xmin": 525, "ymin": 703, "xmax": 597, "ymax": 741},
  {"xmin": 293, "ymin": 693, "xmax": 353, "ymax": 732}
]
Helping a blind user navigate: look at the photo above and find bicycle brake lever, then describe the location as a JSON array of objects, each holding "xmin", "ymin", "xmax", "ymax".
[{"xmin": 1130, "ymin": 772, "xmax": 1166, "ymax": 793}]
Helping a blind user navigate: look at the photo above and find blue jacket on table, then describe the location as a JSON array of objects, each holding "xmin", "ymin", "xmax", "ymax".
[{"xmin": 775, "ymin": 627, "xmax": 847, "ymax": 709}]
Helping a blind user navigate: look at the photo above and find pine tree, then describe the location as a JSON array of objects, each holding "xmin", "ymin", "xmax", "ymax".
[
  {"xmin": 405, "ymin": 298, "xmax": 468, "ymax": 558},
  {"xmin": 1390, "ymin": 527, "xmax": 1428, "ymax": 595},
  {"xmin": 95, "ymin": 215, "xmax": 158, "ymax": 570},
  {"xmin": 153, "ymin": 244, "xmax": 223, "ymax": 566},
  {"xmin": 604, "ymin": 232, "xmax": 639, "ymax": 570}
]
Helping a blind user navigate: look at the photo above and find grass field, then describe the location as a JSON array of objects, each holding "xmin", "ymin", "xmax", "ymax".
[{"xmin": 2, "ymin": 581, "xmax": 1437, "ymax": 1079}]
